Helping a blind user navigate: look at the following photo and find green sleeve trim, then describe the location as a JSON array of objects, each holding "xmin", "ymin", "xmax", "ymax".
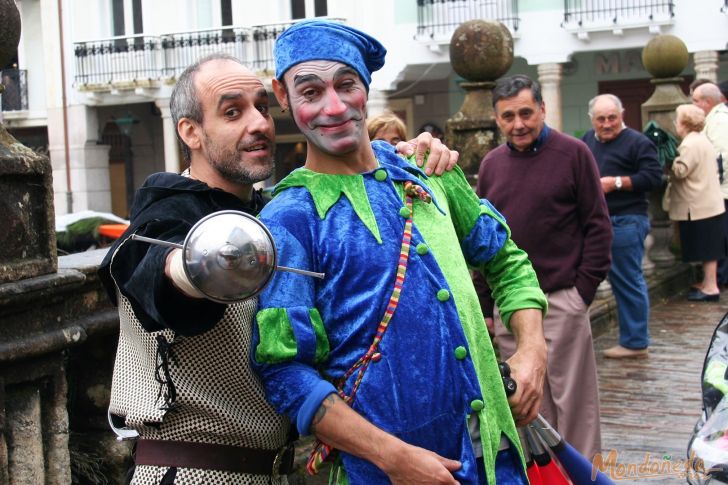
[
  {"xmin": 255, "ymin": 307, "xmax": 331, "ymax": 364},
  {"xmin": 255, "ymin": 308, "xmax": 297, "ymax": 364},
  {"xmin": 430, "ymin": 165, "xmax": 484, "ymax": 239},
  {"xmin": 482, "ymin": 239, "xmax": 548, "ymax": 330},
  {"xmin": 310, "ymin": 308, "xmax": 330, "ymax": 363}
]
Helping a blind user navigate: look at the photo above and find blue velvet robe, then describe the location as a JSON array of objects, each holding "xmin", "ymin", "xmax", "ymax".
[{"xmin": 253, "ymin": 142, "xmax": 546, "ymax": 484}]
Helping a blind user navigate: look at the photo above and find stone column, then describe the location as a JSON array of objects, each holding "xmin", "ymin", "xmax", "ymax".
[
  {"xmin": 445, "ymin": 20, "xmax": 513, "ymax": 181},
  {"xmin": 7, "ymin": 385, "xmax": 44, "ymax": 484},
  {"xmin": 42, "ymin": 370, "xmax": 71, "ymax": 485},
  {"xmin": 641, "ymin": 35, "xmax": 690, "ymax": 269},
  {"xmin": 47, "ymin": 105, "xmax": 112, "ymax": 215},
  {"xmin": 642, "ymin": 234, "xmax": 655, "ymax": 276},
  {"xmin": 595, "ymin": 279, "xmax": 612, "ymax": 300},
  {"xmin": 693, "ymin": 50, "xmax": 719, "ymax": 83},
  {"xmin": 537, "ymin": 63, "xmax": 563, "ymax": 131},
  {"xmin": 366, "ymin": 88, "xmax": 389, "ymax": 119},
  {"xmin": 155, "ymin": 98, "xmax": 181, "ymax": 173}
]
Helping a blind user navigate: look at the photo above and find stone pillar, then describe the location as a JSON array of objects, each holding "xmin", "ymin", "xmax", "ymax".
[
  {"xmin": 155, "ymin": 98, "xmax": 181, "ymax": 173},
  {"xmin": 537, "ymin": 63, "xmax": 563, "ymax": 131},
  {"xmin": 595, "ymin": 279, "xmax": 612, "ymax": 300},
  {"xmin": 42, "ymin": 370, "xmax": 71, "ymax": 485},
  {"xmin": 47, "ymin": 105, "xmax": 112, "ymax": 216},
  {"xmin": 446, "ymin": 20, "xmax": 513, "ymax": 181},
  {"xmin": 643, "ymin": 234, "xmax": 655, "ymax": 276},
  {"xmin": 6, "ymin": 385, "xmax": 44, "ymax": 484},
  {"xmin": 693, "ymin": 50, "xmax": 719, "ymax": 83},
  {"xmin": 641, "ymin": 35, "xmax": 690, "ymax": 269},
  {"xmin": 366, "ymin": 89, "xmax": 389, "ymax": 119},
  {"xmin": 0, "ymin": 380, "xmax": 8, "ymax": 485}
]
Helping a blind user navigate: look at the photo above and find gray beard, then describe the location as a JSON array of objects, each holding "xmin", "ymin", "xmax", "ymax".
[{"xmin": 212, "ymin": 155, "xmax": 275, "ymax": 185}]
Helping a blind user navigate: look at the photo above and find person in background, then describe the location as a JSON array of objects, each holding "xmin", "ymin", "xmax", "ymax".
[
  {"xmin": 667, "ymin": 104, "xmax": 727, "ymax": 302},
  {"xmin": 475, "ymin": 74, "xmax": 612, "ymax": 461},
  {"xmin": 716, "ymin": 80, "xmax": 728, "ymax": 104},
  {"xmin": 690, "ymin": 78, "xmax": 714, "ymax": 96},
  {"xmin": 420, "ymin": 122, "xmax": 445, "ymax": 141},
  {"xmin": 692, "ymin": 83, "xmax": 728, "ymax": 287},
  {"xmin": 581, "ymin": 94, "xmax": 662, "ymax": 359},
  {"xmin": 367, "ymin": 110, "xmax": 407, "ymax": 146}
]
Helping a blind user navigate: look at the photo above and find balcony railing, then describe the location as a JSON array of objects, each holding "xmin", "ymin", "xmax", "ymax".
[
  {"xmin": 73, "ymin": 19, "xmax": 344, "ymax": 90},
  {"xmin": 74, "ymin": 34, "xmax": 161, "ymax": 87},
  {"xmin": 1, "ymin": 69, "xmax": 28, "ymax": 112},
  {"xmin": 160, "ymin": 26, "xmax": 251, "ymax": 79},
  {"xmin": 562, "ymin": 0, "xmax": 674, "ymax": 33},
  {"xmin": 416, "ymin": 0, "xmax": 520, "ymax": 40}
]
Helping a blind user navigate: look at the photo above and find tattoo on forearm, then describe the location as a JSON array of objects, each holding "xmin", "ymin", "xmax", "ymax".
[{"xmin": 310, "ymin": 394, "xmax": 336, "ymax": 434}]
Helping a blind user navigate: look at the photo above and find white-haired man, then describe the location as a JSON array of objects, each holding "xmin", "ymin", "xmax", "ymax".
[{"xmin": 582, "ymin": 94, "xmax": 662, "ymax": 357}]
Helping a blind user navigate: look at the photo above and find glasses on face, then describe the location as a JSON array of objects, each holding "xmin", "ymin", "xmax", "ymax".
[{"xmin": 594, "ymin": 114, "xmax": 619, "ymax": 124}]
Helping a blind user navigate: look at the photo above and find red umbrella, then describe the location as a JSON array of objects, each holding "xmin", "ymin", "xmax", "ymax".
[
  {"xmin": 525, "ymin": 425, "xmax": 571, "ymax": 484},
  {"xmin": 529, "ymin": 415, "xmax": 614, "ymax": 485}
]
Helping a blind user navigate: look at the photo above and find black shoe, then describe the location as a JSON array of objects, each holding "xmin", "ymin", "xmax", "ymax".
[{"xmin": 687, "ymin": 289, "xmax": 720, "ymax": 302}]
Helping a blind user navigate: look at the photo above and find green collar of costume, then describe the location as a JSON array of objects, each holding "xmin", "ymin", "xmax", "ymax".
[{"xmin": 274, "ymin": 168, "xmax": 382, "ymax": 244}]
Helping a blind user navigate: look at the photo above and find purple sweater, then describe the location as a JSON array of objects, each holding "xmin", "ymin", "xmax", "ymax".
[{"xmin": 475, "ymin": 129, "xmax": 612, "ymax": 315}]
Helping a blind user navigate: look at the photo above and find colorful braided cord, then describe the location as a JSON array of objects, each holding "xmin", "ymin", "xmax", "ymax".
[{"xmin": 306, "ymin": 182, "xmax": 426, "ymax": 475}]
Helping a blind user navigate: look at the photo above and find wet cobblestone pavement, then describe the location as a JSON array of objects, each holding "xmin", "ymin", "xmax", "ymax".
[{"xmin": 594, "ymin": 290, "xmax": 728, "ymax": 484}]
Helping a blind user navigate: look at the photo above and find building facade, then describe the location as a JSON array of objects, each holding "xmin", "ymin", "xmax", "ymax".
[{"xmin": 2, "ymin": 0, "xmax": 727, "ymax": 218}]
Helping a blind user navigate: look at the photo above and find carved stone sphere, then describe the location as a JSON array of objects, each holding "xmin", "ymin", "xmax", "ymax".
[
  {"xmin": 0, "ymin": 0, "xmax": 21, "ymax": 69},
  {"xmin": 450, "ymin": 20, "xmax": 513, "ymax": 83},
  {"xmin": 642, "ymin": 34, "xmax": 689, "ymax": 79}
]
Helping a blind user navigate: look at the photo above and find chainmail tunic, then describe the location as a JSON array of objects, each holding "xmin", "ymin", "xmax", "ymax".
[{"xmin": 110, "ymin": 290, "xmax": 290, "ymax": 484}]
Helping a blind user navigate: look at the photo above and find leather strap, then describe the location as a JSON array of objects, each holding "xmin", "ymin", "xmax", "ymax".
[{"xmin": 134, "ymin": 439, "xmax": 294, "ymax": 476}]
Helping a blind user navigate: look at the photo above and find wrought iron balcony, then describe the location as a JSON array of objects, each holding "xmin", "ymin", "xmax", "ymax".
[
  {"xmin": 416, "ymin": 0, "xmax": 520, "ymax": 41},
  {"xmin": 73, "ymin": 19, "xmax": 344, "ymax": 91},
  {"xmin": 160, "ymin": 26, "xmax": 251, "ymax": 79},
  {"xmin": 74, "ymin": 34, "xmax": 161, "ymax": 88},
  {"xmin": 562, "ymin": 0, "xmax": 674, "ymax": 36},
  {"xmin": 0, "ymin": 69, "xmax": 28, "ymax": 112}
]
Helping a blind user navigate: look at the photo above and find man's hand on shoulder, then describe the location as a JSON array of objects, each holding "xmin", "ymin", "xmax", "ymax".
[{"xmin": 395, "ymin": 132, "xmax": 459, "ymax": 176}]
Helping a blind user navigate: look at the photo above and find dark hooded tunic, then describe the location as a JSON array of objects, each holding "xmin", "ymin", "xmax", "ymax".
[{"xmin": 98, "ymin": 172, "xmax": 289, "ymax": 485}]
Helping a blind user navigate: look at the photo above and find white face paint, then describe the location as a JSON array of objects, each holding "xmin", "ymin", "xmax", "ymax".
[{"xmin": 283, "ymin": 60, "xmax": 369, "ymax": 157}]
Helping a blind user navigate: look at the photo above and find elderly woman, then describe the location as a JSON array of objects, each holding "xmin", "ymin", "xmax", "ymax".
[
  {"xmin": 668, "ymin": 104, "xmax": 727, "ymax": 301},
  {"xmin": 367, "ymin": 111, "xmax": 407, "ymax": 146}
]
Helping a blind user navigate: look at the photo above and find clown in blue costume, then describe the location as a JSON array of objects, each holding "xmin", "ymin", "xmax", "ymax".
[{"xmin": 253, "ymin": 20, "xmax": 548, "ymax": 485}]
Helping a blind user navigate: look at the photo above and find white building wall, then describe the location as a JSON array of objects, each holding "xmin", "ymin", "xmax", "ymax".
[
  {"xmin": 13, "ymin": 0, "xmax": 47, "ymax": 126},
  {"xmin": 11, "ymin": 0, "xmax": 728, "ymax": 217}
]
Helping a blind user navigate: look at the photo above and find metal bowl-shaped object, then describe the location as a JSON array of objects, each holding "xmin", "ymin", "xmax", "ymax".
[{"xmin": 183, "ymin": 210, "xmax": 277, "ymax": 303}]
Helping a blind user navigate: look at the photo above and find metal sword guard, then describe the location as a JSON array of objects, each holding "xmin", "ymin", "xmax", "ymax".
[{"xmin": 131, "ymin": 210, "xmax": 324, "ymax": 303}]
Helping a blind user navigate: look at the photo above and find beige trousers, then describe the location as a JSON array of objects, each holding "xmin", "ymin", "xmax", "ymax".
[{"xmin": 494, "ymin": 286, "xmax": 602, "ymax": 460}]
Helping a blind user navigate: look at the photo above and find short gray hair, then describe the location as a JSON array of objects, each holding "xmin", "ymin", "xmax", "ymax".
[
  {"xmin": 587, "ymin": 94, "xmax": 624, "ymax": 118},
  {"xmin": 695, "ymin": 83, "xmax": 723, "ymax": 104},
  {"xmin": 170, "ymin": 53, "xmax": 244, "ymax": 164}
]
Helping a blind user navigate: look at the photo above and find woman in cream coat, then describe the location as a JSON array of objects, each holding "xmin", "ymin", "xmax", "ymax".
[{"xmin": 668, "ymin": 104, "xmax": 727, "ymax": 301}]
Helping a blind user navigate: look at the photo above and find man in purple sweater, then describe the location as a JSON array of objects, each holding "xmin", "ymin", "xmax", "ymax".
[{"xmin": 475, "ymin": 75, "xmax": 612, "ymax": 460}]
